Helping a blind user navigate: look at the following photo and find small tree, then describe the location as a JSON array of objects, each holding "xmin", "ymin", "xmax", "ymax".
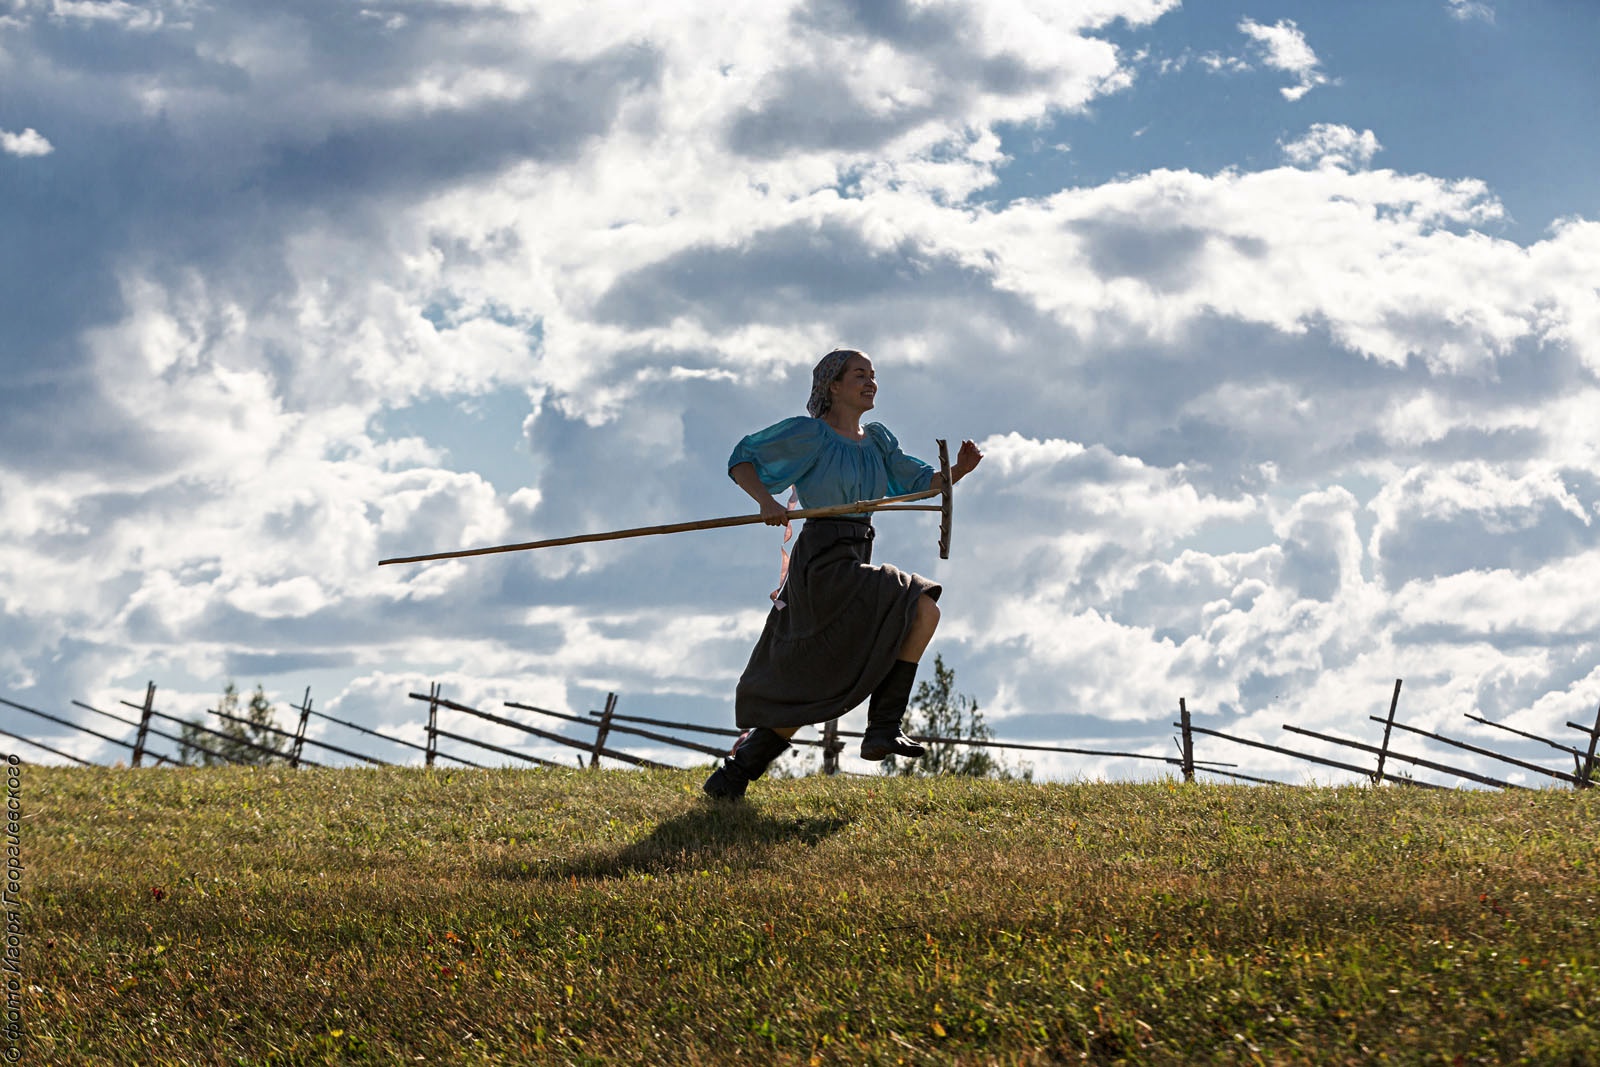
[
  {"xmin": 180, "ymin": 683, "xmax": 289, "ymax": 766},
  {"xmin": 882, "ymin": 654, "xmax": 1029, "ymax": 780}
]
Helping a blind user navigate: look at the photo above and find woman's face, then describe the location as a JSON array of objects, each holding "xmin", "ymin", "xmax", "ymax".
[{"xmin": 830, "ymin": 354, "xmax": 877, "ymax": 413}]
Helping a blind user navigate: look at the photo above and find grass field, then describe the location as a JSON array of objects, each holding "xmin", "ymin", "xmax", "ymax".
[{"xmin": 20, "ymin": 764, "xmax": 1600, "ymax": 1065}]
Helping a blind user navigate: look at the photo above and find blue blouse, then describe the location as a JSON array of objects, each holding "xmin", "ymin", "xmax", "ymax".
[{"xmin": 728, "ymin": 416, "xmax": 935, "ymax": 512}]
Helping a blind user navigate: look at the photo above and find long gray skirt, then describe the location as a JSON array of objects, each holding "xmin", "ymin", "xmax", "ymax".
[{"xmin": 735, "ymin": 518, "xmax": 941, "ymax": 730}]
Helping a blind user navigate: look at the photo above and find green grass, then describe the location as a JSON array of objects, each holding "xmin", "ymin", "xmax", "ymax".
[{"xmin": 21, "ymin": 765, "xmax": 1600, "ymax": 1065}]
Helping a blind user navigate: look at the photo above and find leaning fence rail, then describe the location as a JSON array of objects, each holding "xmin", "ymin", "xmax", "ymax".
[
  {"xmin": 2, "ymin": 695, "xmax": 186, "ymax": 767},
  {"xmin": 118, "ymin": 696, "xmax": 289, "ymax": 767},
  {"xmin": 0, "ymin": 724, "xmax": 92, "ymax": 765},
  {"xmin": 509, "ymin": 700, "xmax": 730, "ymax": 760},
  {"xmin": 1179, "ymin": 721, "xmax": 1438, "ymax": 788},
  {"xmin": 408, "ymin": 691, "xmax": 671, "ymax": 769},
  {"xmin": 203, "ymin": 702, "xmax": 384, "ymax": 767},
  {"xmin": 1283, "ymin": 724, "xmax": 1519, "ymax": 790},
  {"xmin": 1372, "ymin": 716, "xmax": 1581, "ymax": 786},
  {"xmin": 582, "ymin": 708, "xmax": 1242, "ymax": 774},
  {"xmin": 1197, "ymin": 766, "xmax": 1284, "ymax": 786},
  {"xmin": 1465, "ymin": 713, "xmax": 1589, "ymax": 763},
  {"xmin": 72, "ymin": 699, "xmax": 218, "ymax": 767},
  {"xmin": 431, "ymin": 725, "xmax": 564, "ymax": 768},
  {"xmin": 301, "ymin": 701, "xmax": 477, "ymax": 765}
]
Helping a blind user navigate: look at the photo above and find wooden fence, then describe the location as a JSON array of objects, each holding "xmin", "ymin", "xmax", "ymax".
[
  {"xmin": 1170, "ymin": 679, "xmax": 1599, "ymax": 791},
  {"xmin": 2, "ymin": 677, "xmax": 1597, "ymax": 792}
]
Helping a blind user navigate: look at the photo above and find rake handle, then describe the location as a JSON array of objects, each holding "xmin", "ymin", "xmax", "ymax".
[{"xmin": 379, "ymin": 487, "xmax": 944, "ymax": 566}]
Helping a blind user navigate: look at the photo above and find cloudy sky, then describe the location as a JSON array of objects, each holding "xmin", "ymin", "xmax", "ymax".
[{"xmin": 4, "ymin": 0, "xmax": 1599, "ymax": 785}]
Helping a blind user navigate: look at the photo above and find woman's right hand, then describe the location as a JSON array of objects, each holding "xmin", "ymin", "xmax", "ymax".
[
  {"xmin": 758, "ymin": 495, "xmax": 791, "ymax": 526},
  {"xmin": 729, "ymin": 463, "xmax": 792, "ymax": 526}
]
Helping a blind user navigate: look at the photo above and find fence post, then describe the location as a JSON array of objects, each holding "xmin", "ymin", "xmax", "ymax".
[
  {"xmin": 425, "ymin": 682, "xmax": 440, "ymax": 768},
  {"xmin": 1373, "ymin": 678, "xmax": 1403, "ymax": 785},
  {"xmin": 131, "ymin": 682, "xmax": 156, "ymax": 768},
  {"xmin": 290, "ymin": 687, "xmax": 313, "ymax": 769},
  {"xmin": 821, "ymin": 718, "xmax": 841, "ymax": 776},
  {"xmin": 1580, "ymin": 701, "xmax": 1600, "ymax": 790},
  {"xmin": 1178, "ymin": 698, "xmax": 1194, "ymax": 783},
  {"xmin": 590, "ymin": 693, "xmax": 618, "ymax": 769}
]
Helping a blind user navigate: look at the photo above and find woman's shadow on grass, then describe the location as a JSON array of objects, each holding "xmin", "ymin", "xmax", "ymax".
[{"xmin": 486, "ymin": 803, "xmax": 851, "ymax": 882}]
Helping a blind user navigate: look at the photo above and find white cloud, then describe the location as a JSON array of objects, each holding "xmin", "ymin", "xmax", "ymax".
[
  {"xmin": 1281, "ymin": 124, "xmax": 1382, "ymax": 171},
  {"xmin": 1446, "ymin": 0, "xmax": 1495, "ymax": 23},
  {"xmin": 1197, "ymin": 51, "xmax": 1251, "ymax": 74},
  {"xmin": 1238, "ymin": 17, "xmax": 1331, "ymax": 100},
  {"xmin": 1391, "ymin": 552, "xmax": 1600, "ymax": 644},
  {"xmin": 48, "ymin": 0, "xmax": 167, "ymax": 31},
  {"xmin": 957, "ymin": 161, "xmax": 1583, "ymax": 381},
  {"xmin": 3, "ymin": 0, "xmax": 1598, "ymax": 783},
  {"xmin": 0, "ymin": 127, "xmax": 52, "ymax": 157},
  {"xmin": 1273, "ymin": 487, "xmax": 1365, "ymax": 602},
  {"xmin": 1370, "ymin": 463, "xmax": 1597, "ymax": 586}
]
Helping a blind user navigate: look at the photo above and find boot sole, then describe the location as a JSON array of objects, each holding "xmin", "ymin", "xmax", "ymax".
[{"xmin": 859, "ymin": 744, "xmax": 926, "ymax": 761}]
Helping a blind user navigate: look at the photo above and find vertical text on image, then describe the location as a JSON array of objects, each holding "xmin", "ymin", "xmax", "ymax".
[{"xmin": 3, "ymin": 753, "xmax": 21, "ymax": 1062}]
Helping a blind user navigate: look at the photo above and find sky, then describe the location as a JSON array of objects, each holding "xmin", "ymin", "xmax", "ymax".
[{"xmin": 3, "ymin": 0, "xmax": 1600, "ymax": 786}]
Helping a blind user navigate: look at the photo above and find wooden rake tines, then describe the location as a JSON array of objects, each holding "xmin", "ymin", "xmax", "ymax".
[
  {"xmin": 940, "ymin": 438, "xmax": 953, "ymax": 558},
  {"xmin": 854, "ymin": 438, "xmax": 950, "ymax": 559}
]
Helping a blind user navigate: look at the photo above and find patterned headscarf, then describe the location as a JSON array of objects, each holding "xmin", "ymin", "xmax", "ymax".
[{"xmin": 806, "ymin": 348, "xmax": 861, "ymax": 418}]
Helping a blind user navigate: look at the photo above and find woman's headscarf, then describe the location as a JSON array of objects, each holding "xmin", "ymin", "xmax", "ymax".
[{"xmin": 806, "ymin": 348, "xmax": 861, "ymax": 418}]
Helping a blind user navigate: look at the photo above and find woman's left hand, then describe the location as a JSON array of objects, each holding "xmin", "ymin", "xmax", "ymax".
[{"xmin": 952, "ymin": 439, "xmax": 983, "ymax": 482}]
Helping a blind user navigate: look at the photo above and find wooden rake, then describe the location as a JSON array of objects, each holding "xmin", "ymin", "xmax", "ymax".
[{"xmin": 379, "ymin": 440, "xmax": 954, "ymax": 567}]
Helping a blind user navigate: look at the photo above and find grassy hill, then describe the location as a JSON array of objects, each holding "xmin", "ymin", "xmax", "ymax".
[{"xmin": 22, "ymin": 765, "xmax": 1600, "ymax": 1065}]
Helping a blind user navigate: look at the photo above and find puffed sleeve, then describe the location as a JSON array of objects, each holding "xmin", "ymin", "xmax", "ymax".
[
  {"xmin": 866, "ymin": 423, "xmax": 935, "ymax": 495},
  {"xmin": 728, "ymin": 416, "xmax": 829, "ymax": 494}
]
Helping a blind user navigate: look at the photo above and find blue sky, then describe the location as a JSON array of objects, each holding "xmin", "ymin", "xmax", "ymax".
[
  {"xmin": 3, "ymin": 0, "xmax": 1599, "ymax": 785},
  {"xmin": 1007, "ymin": 1, "xmax": 1600, "ymax": 240}
]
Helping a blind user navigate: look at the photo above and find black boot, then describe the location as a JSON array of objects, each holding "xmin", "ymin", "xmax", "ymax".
[
  {"xmin": 703, "ymin": 727, "xmax": 791, "ymax": 800},
  {"xmin": 860, "ymin": 660, "xmax": 927, "ymax": 761}
]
